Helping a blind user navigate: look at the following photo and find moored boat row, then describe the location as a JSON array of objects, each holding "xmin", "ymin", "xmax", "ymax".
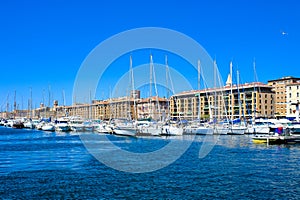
[{"xmin": 2, "ymin": 117, "xmax": 300, "ymax": 144}]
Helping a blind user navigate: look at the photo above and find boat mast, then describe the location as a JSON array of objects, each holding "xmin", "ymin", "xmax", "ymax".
[
  {"xmin": 166, "ymin": 56, "xmax": 169, "ymax": 100},
  {"xmin": 130, "ymin": 55, "xmax": 136, "ymax": 120},
  {"xmin": 230, "ymin": 61, "xmax": 233, "ymax": 121},
  {"xmin": 149, "ymin": 54, "xmax": 153, "ymax": 119},
  {"xmin": 30, "ymin": 87, "xmax": 32, "ymax": 118},
  {"xmin": 62, "ymin": 89, "xmax": 66, "ymax": 117},
  {"xmin": 237, "ymin": 70, "xmax": 242, "ymax": 119},
  {"xmin": 152, "ymin": 56, "xmax": 160, "ymax": 121},
  {"xmin": 197, "ymin": 59, "xmax": 201, "ymax": 120},
  {"xmin": 48, "ymin": 85, "xmax": 51, "ymax": 108},
  {"xmin": 165, "ymin": 55, "xmax": 169, "ymax": 121},
  {"xmin": 165, "ymin": 55, "xmax": 175, "ymax": 120},
  {"xmin": 150, "ymin": 54, "xmax": 152, "ymax": 98},
  {"xmin": 89, "ymin": 89, "xmax": 92, "ymax": 119},
  {"xmin": 42, "ymin": 89, "xmax": 46, "ymax": 118},
  {"xmin": 253, "ymin": 59, "xmax": 257, "ymax": 119},
  {"xmin": 6, "ymin": 93, "xmax": 9, "ymax": 118},
  {"xmin": 13, "ymin": 90, "xmax": 16, "ymax": 119},
  {"xmin": 213, "ymin": 60, "xmax": 217, "ymax": 122}
]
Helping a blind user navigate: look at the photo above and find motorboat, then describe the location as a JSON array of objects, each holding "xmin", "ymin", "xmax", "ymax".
[
  {"xmin": 83, "ymin": 121, "xmax": 94, "ymax": 132},
  {"xmin": 69, "ymin": 117, "xmax": 85, "ymax": 132},
  {"xmin": 41, "ymin": 123, "xmax": 55, "ymax": 131},
  {"xmin": 12, "ymin": 120, "xmax": 24, "ymax": 129},
  {"xmin": 95, "ymin": 123, "xmax": 113, "ymax": 134},
  {"xmin": 23, "ymin": 120, "xmax": 35, "ymax": 129},
  {"xmin": 55, "ymin": 118, "xmax": 70, "ymax": 132}
]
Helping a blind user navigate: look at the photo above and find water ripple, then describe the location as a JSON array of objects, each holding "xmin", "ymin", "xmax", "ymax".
[{"xmin": 0, "ymin": 127, "xmax": 300, "ymax": 199}]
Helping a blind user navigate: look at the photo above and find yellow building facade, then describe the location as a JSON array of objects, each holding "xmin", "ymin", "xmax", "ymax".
[{"xmin": 170, "ymin": 82, "xmax": 275, "ymax": 121}]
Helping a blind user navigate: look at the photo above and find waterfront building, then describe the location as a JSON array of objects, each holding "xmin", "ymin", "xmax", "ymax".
[
  {"xmin": 91, "ymin": 100, "xmax": 110, "ymax": 120},
  {"xmin": 136, "ymin": 97, "xmax": 169, "ymax": 121},
  {"xmin": 286, "ymin": 81, "xmax": 300, "ymax": 120},
  {"xmin": 63, "ymin": 91, "xmax": 169, "ymax": 121},
  {"xmin": 65, "ymin": 103, "xmax": 91, "ymax": 119},
  {"xmin": 5, "ymin": 77, "xmax": 300, "ymax": 121},
  {"xmin": 0, "ymin": 112, "xmax": 9, "ymax": 119},
  {"xmin": 32, "ymin": 103, "xmax": 52, "ymax": 119},
  {"xmin": 268, "ymin": 76, "xmax": 300, "ymax": 118},
  {"xmin": 170, "ymin": 82, "xmax": 275, "ymax": 121},
  {"xmin": 52, "ymin": 100, "xmax": 68, "ymax": 119},
  {"xmin": 106, "ymin": 96, "xmax": 136, "ymax": 120}
]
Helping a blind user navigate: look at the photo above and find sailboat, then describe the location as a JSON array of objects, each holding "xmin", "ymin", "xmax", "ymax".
[
  {"xmin": 137, "ymin": 54, "xmax": 164, "ymax": 136},
  {"xmin": 113, "ymin": 119, "xmax": 137, "ymax": 137},
  {"xmin": 204, "ymin": 60, "xmax": 229, "ymax": 135},
  {"xmin": 184, "ymin": 59, "xmax": 214, "ymax": 135},
  {"xmin": 112, "ymin": 55, "xmax": 137, "ymax": 137},
  {"xmin": 159, "ymin": 55, "xmax": 184, "ymax": 136},
  {"xmin": 224, "ymin": 61, "xmax": 246, "ymax": 135}
]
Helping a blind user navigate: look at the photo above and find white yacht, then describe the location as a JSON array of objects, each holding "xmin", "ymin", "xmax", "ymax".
[
  {"xmin": 247, "ymin": 119, "xmax": 278, "ymax": 134},
  {"xmin": 69, "ymin": 116, "xmax": 85, "ymax": 132},
  {"xmin": 5, "ymin": 119, "xmax": 14, "ymax": 127},
  {"xmin": 23, "ymin": 120, "xmax": 36, "ymax": 129},
  {"xmin": 135, "ymin": 120, "xmax": 162, "ymax": 136},
  {"xmin": 161, "ymin": 122, "xmax": 184, "ymax": 136},
  {"xmin": 83, "ymin": 121, "xmax": 94, "ymax": 132},
  {"xmin": 41, "ymin": 123, "xmax": 55, "ymax": 131},
  {"xmin": 55, "ymin": 118, "xmax": 70, "ymax": 132},
  {"xmin": 113, "ymin": 126, "xmax": 137, "ymax": 137},
  {"xmin": 95, "ymin": 123, "xmax": 114, "ymax": 134},
  {"xmin": 184, "ymin": 121, "xmax": 214, "ymax": 135},
  {"xmin": 228, "ymin": 124, "xmax": 247, "ymax": 135}
]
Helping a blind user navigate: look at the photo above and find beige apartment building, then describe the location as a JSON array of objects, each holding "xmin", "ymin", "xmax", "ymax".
[
  {"xmin": 170, "ymin": 82, "xmax": 275, "ymax": 121},
  {"xmin": 136, "ymin": 97, "xmax": 169, "ymax": 121},
  {"xmin": 286, "ymin": 81, "xmax": 300, "ymax": 120},
  {"xmin": 268, "ymin": 76, "xmax": 300, "ymax": 117},
  {"xmin": 64, "ymin": 91, "xmax": 169, "ymax": 121}
]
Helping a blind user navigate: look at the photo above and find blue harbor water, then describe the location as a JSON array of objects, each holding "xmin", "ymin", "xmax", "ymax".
[{"xmin": 0, "ymin": 126, "xmax": 300, "ymax": 199}]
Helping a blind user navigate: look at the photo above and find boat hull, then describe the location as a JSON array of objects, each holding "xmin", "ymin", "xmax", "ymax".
[
  {"xmin": 161, "ymin": 126, "xmax": 183, "ymax": 136},
  {"xmin": 184, "ymin": 127, "xmax": 214, "ymax": 135},
  {"xmin": 114, "ymin": 128, "xmax": 137, "ymax": 137},
  {"xmin": 42, "ymin": 125, "xmax": 55, "ymax": 132},
  {"xmin": 252, "ymin": 135, "xmax": 300, "ymax": 144}
]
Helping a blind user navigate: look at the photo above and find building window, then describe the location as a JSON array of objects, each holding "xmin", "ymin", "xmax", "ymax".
[
  {"xmin": 297, "ymin": 92, "xmax": 299, "ymax": 97},
  {"xmin": 289, "ymin": 93, "xmax": 292, "ymax": 98}
]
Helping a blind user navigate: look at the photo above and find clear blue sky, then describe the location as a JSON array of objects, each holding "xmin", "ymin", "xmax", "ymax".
[{"xmin": 1, "ymin": 0, "xmax": 299, "ymax": 111}]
